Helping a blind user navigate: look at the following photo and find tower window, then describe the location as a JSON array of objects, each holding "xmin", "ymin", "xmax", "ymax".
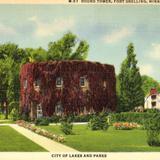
[
  {"xmin": 80, "ymin": 77, "xmax": 86, "ymax": 87},
  {"xmin": 23, "ymin": 79, "xmax": 27, "ymax": 89},
  {"xmin": 34, "ymin": 79, "xmax": 41, "ymax": 87},
  {"xmin": 55, "ymin": 102, "xmax": 63, "ymax": 116},
  {"xmin": 56, "ymin": 77, "xmax": 63, "ymax": 87},
  {"xmin": 34, "ymin": 79, "xmax": 41, "ymax": 92}
]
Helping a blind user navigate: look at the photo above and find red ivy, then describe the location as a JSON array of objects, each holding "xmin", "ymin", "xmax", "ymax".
[{"xmin": 20, "ymin": 60, "xmax": 116, "ymax": 116}]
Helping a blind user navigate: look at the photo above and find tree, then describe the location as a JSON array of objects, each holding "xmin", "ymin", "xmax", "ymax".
[
  {"xmin": 118, "ymin": 43, "xmax": 144, "ymax": 112},
  {"xmin": 0, "ymin": 43, "xmax": 28, "ymax": 118},
  {"xmin": 26, "ymin": 47, "xmax": 48, "ymax": 62},
  {"xmin": 0, "ymin": 59, "xmax": 10, "ymax": 118},
  {"xmin": 141, "ymin": 75, "xmax": 160, "ymax": 96},
  {"xmin": 48, "ymin": 32, "xmax": 89, "ymax": 60}
]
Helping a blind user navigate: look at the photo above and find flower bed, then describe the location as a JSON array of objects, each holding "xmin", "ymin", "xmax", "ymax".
[
  {"xmin": 16, "ymin": 120, "xmax": 65, "ymax": 143},
  {"xmin": 113, "ymin": 122, "xmax": 140, "ymax": 130}
]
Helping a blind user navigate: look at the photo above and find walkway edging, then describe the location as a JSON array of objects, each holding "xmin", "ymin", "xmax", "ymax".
[{"xmin": 8, "ymin": 124, "xmax": 78, "ymax": 152}]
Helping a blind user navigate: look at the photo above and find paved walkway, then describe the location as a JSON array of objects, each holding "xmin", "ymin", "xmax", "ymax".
[{"xmin": 4, "ymin": 124, "xmax": 78, "ymax": 152}]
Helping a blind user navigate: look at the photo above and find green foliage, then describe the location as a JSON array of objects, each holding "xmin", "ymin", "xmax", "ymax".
[
  {"xmin": 142, "ymin": 75, "xmax": 160, "ymax": 96},
  {"xmin": 10, "ymin": 108, "xmax": 20, "ymax": 121},
  {"xmin": 88, "ymin": 113, "xmax": 109, "ymax": 130},
  {"xmin": 20, "ymin": 113, "xmax": 30, "ymax": 122},
  {"xmin": 145, "ymin": 108, "xmax": 160, "ymax": 113},
  {"xmin": 35, "ymin": 117, "xmax": 50, "ymax": 126},
  {"xmin": 118, "ymin": 43, "xmax": 144, "ymax": 112},
  {"xmin": 48, "ymin": 32, "xmax": 89, "ymax": 60},
  {"xmin": 26, "ymin": 47, "xmax": 48, "ymax": 62},
  {"xmin": 60, "ymin": 120, "xmax": 73, "ymax": 135},
  {"xmin": 110, "ymin": 112, "xmax": 153, "ymax": 125},
  {"xmin": 49, "ymin": 115, "xmax": 61, "ymax": 123},
  {"xmin": 144, "ymin": 113, "xmax": 160, "ymax": 146},
  {"xmin": 8, "ymin": 101, "xmax": 19, "ymax": 113},
  {"xmin": 65, "ymin": 114, "xmax": 95, "ymax": 123}
]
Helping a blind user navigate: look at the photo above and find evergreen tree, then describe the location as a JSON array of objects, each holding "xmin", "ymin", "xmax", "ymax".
[{"xmin": 118, "ymin": 43, "xmax": 144, "ymax": 112}]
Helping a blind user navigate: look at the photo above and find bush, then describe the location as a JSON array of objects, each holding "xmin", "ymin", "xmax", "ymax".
[
  {"xmin": 88, "ymin": 112, "xmax": 109, "ymax": 130},
  {"xmin": 35, "ymin": 117, "xmax": 50, "ymax": 126},
  {"xmin": 8, "ymin": 101, "xmax": 19, "ymax": 113},
  {"xmin": 145, "ymin": 108, "xmax": 160, "ymax": 113},
  {"xmin": 144, "ymin": 113, "xmax": 160, "ymax": 146},
  {"xmin": 73, "ymin": 114, "xmax": 94, "ymax": 122},
  {"xmin": 20, "ymin": 113, "xmax": 30, "ymax": 121},
  {"xmin": 49, "ymin": 115, "xmax": 61, "ymax": 123},
  {"xmin": 60, "ymin": 119, "xmax": 73, "ymax": 135},
  {"xmin": 109, "ymin": 112, "xmax": 154, "ymax": 125},
  {"xmin": 147, "ymin": 133, "xmax": 160, "ymax": 146},
  {"xmin": 10, "ymin": 108, "xmax": 20, "ymax": 121}
]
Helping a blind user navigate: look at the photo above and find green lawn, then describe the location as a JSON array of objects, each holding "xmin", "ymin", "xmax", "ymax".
[
  {"xmin": 0, "ymin": 126, "xmax": 46, "ymax": 151},
  {"xmin": 40, "ymin": 125, "xmax": 160, "ymax": 152},
  {"xmin": 0, "ymin": 120, "xmax": 14, "ymax": 124}
]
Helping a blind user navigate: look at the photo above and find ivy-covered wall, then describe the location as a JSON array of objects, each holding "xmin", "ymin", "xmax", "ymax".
[{"xmin": 20, "ymin": 60, "xmax": 116, "ymax": 117}]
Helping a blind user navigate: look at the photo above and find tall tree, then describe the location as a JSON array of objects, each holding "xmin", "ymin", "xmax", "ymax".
[
  {"xmin": 118, "ymin": 43, "xmax": 144, "ymax": 112},
  {"xmin": 48, "ymin": 32, "xmax": 89, "ymax": 60}
]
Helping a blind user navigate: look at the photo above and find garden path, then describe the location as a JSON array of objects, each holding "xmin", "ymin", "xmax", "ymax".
[{"xmin": 5, "ymin": 124, "xmax": 78, "ymax": 152}]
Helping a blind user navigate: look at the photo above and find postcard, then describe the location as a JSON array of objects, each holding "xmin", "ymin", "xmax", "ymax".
[{"xmin": 0, "ymin": 1, "xmax": 160, "ymax": 160}]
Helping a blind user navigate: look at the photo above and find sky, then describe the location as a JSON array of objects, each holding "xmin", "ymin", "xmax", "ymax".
[{"xmin": 0, "ymin": 5, "xmax": 160, "ymax": 81}]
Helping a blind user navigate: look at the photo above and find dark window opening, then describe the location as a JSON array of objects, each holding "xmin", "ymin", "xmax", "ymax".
[
  {"xmin": 80, "ymin": 77, "xmax": 86, "ymax": 87},
  {"xmin": 56, "ymin": 77, "xmax": 63, "ymax": 87},
  {"xmin": 34, "ymin": 79, "xmax": 41, "ymax": 86},
  {"xmin": 151, "ymin": 102, "xmax": 156, "ymax": 107}
]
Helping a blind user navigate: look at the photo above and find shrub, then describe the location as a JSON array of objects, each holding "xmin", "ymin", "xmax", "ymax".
[
  {"xmin": 145, "ymin": 108, "xmax": 160, "ymax": 113},
  {"xmin": 49, "ymin": 115, "xmax": 61, "ymax": 123},
  {"xmin": 60, "ymin": 120, "xmax": 73, "ymax": 135},
  {"xmin": 35, "ymin": 117, "xmax": 50, "ymax": 126},
  {"xmin": 8, "ymin": 101, "xmax": 19, "ymax": 113},
  {"xmin": 109, "ymin": 112, "xmax": 154, "ymax": 125},
  {"xmin": 20, "ymin": 113, "xmax": 30, "ymax": 121},
  {"xmin": 10, "ymin": 108, "xmax": 20, "ymax": 121},
  {"xmin": 88, "ymin": 112, "xmax": 109, "ymax": 130},
  {"xmin": 73, "ymin": 114, "xmax": 95, "ymax": 122},
  {"xmin": 144, "ymin": 113, "xmax": 160, "ymax": 146}
]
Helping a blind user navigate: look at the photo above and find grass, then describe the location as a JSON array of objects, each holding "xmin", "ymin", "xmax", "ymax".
[
  {"xmin": 0, "ymin": 126, "xmax": 46, "ymax": 151},
  {"xmin": 0, "ymin": 120, "xmax": 14, "ymax": 124},
  {"xmin": 40, "ymin": 124, "xmax": 160, "ymax": 152}
]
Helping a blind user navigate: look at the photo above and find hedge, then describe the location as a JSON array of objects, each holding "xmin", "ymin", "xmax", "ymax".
[{"xmin": 109, "ymin": 112, "xmax": 156, "ymax": 125}]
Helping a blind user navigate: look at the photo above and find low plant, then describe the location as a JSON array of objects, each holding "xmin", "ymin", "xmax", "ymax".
[
  {"xmin": 35, "ymin": 117, "xmax": 50, "ymax": 126},
  {"xmin": 50, "ymin": 115, "xmax": 61, "ymax": 123},
  {"xmin": 145, "ymin": 108, "xmax": 160, "ymax": 113},
  {"xmin": 109, "ymin": 112, "xmax": 154, "ymax": 125},
  {"xmin": 10, "ymin": 108, "xmax": 20, "ymax": 121},
  {"xmin": 144, "ymin": 113, "xmax": 160, "ymax": 146},
  {"xmin": 88, "ymin": 112, "xmax": 109, "ymax": 130},
  {"xmin": 60, "ymin": 120, "xmax": 73, "ymax": 135}
]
